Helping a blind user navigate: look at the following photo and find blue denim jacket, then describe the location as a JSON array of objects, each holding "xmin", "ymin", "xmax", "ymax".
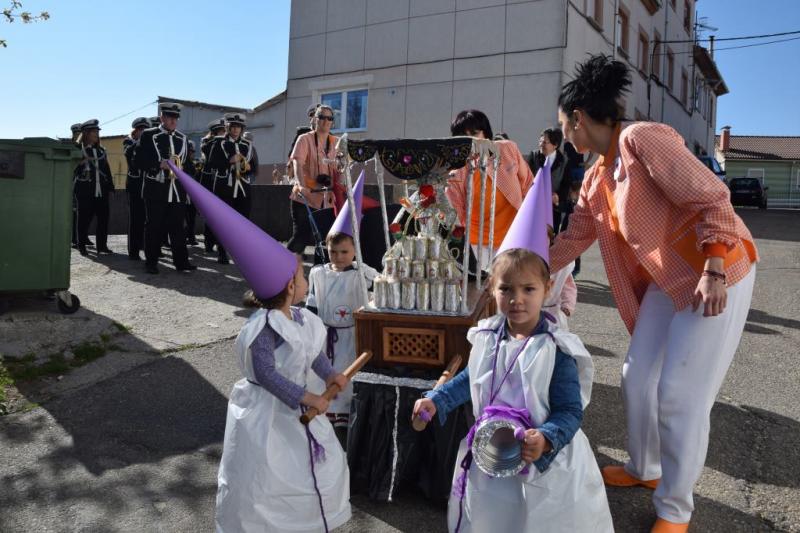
[{"xmin": 425, "ymin": 316, "xmax": 584, "ymax": 473}]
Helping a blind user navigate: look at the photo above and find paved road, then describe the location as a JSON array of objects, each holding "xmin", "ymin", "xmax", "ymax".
[{"xmin": 1, "ymin": 209, "xmax": 798, "ymax": 532}]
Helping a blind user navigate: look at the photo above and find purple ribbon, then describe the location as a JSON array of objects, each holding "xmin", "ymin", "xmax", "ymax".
[
  {"xmin": 301, "ymin": 406, "xmax": 329, "ymax": 532},
  {"xmin": 325, "ymin": 326, "xmax": 340, "ymax": 364}
]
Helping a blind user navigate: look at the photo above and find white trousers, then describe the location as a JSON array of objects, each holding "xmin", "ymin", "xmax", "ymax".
[{"xmin": 622, "ymin": 266, "xmax": 755, "ymax": 523}]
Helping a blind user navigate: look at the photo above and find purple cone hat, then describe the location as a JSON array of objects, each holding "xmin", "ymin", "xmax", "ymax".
[
  {"xmin": 328, "ymin": 169, "xmax": 365, "ymax": 238},
  {"xmin": 167, "ymin": 161, "xmax": 297, "ymax": 300},
  {"xmin": 495, "ymin": 164, "xmax": 552, "ymax": 266}
]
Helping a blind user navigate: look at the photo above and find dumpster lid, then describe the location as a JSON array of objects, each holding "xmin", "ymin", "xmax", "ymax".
[{"xmin": 0, "ymin": 137, "xmax": 81, "ymax": 160}]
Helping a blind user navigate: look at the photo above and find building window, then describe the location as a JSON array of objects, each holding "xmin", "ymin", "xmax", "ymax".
[
  {"xmin": 684, "ymin": 0, "xmax": 692, "ymax": 33},
  {"xmin": 638, "ymin": 30, "xmax": 649, "ymax": 73},
  {"xmin": 666, "ymin": 48, "xmax": 675, "ymax": 91},
  {"xmin": 670, "ymin": 0, "xmax": 676, "ymax": 9},
  {"xmin": 617, "ymin": 6, "xmax": 630, "ymax": 56},
  {"xmin": 586, "ymin": 0, "xmax": 603, "ymax": 29},
  {"xmin": 652, "ymin": 31, "xmax": 661, "ymax": 79},
  {"xmin": 320, "ymin": 88, "xmax": 368, "ymax": 132},
  {"xmin": 795, "ymin": 169, "xmax": 800, "ymax": 191},
  {"xmin": 681, "ymin": 69, "xmax": 689, "ymax": 106}
]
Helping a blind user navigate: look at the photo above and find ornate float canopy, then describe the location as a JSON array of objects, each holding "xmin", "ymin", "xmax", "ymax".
[{"xmin": 346, "ymin": 138, "xmax": 473, "ymax": 180}]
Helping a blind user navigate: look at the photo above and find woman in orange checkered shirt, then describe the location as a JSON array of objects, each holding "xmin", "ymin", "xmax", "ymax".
[{"xmin": 550, "ymin": 55, "xmax": 757, "ymax": 533}]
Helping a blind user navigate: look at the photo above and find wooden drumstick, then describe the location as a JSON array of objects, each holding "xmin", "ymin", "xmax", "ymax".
[
  {"xmin": 299, "ymin": 350, "xmax": 373, "ymax": 425},
  {"xmin": 412, "ymin": 354, "xmax": 463, "ymax": 432}
]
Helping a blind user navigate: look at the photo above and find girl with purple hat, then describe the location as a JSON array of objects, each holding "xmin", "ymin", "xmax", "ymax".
[
  {"xmin": 413, "ymin": 168, "xmax": 612, "ymax": 532},
  {"xmin": 164, "ymin": 160, "xmax": 352, "ymax": 532}
]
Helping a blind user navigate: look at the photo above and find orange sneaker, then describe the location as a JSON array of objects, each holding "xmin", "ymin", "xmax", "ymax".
[
  {"xmin": 601, "ymin": 465, "xmax": 660, "ymax": 490},
  {"xmin": 651, "ymin": 517, "xmax": 689, "ymax": 532}
]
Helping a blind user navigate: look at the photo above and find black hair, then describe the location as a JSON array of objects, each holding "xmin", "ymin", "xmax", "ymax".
[
  {"xmin": 288, "ymin": 126, "xmax": 312, "ymax": 158},
  {"xmin": 558, "ymin": 54, "xmax": 632, "ymax": 125},
  {"xmin": 493, "ymin": 132, "xmax": 509, "ymax": 141},
  {"xmin": 540, "ymin": 128, "xmax": 563, "ymax": 149},
  {"xmin": 451, "ymin": 109, "xmax": 493, "ymax": 140}
]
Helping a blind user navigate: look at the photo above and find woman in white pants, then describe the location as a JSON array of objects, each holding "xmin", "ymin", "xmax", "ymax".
[{"xmin": 549, "ymin": 55, "xmax": 758, "ymax": 533}]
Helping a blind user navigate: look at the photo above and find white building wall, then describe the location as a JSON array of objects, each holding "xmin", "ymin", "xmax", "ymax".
[
  {"xmin": 274, "ymin": 0, "xmax": 722, "ymax": 167},
  {"xmin": 285, "ymin": 0, "xmax": 569, "ymax": 157}
]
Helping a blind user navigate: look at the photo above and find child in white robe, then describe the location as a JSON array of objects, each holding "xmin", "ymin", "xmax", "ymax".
[
  {"xmin": 215, "ymin": 261, "xmax": 352, "ymax": 533},
  {"xmin": 307, "ymin": 231, "xmax": 379, "ymax": 428},
  {"xmin": 414, "ymin": 249, "xmax": 613, "ymax": 533},
  {"xmin": 414, "ymin": 249, "xmax": 612, "ymax": 532}
]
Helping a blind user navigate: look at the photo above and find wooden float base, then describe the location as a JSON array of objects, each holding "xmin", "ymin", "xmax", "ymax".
[{"xmin": 354, "ymin": 284, "xmax": 496, "ymax": 369}]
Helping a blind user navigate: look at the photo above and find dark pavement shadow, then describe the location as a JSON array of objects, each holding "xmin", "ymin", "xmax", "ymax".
[
  {"xmin": 576, "ymin": 280, "xmax": 617, "ymax": 309},
  {"xmin": 41, "ymin": 355, "xmax": 226, "ymax": 475},
  {"xmin": 1, "ymin": 338, "xmax": 228, "ymax": 476},
  {"xmin": 585, "ymin": 343, "xmax": 620, "ymax": 358},
  {"xmin": 746, "ymin": 308, "xmax": 800, "ymax": 333}
]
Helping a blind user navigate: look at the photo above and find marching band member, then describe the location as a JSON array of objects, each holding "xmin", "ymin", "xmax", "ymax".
[
  {"xmin": 203, "ymin": 112, "xmax": 255, "ymax": 264},
  {"xmin": 123, "ymin": 116, "xmax": 149, "ymax": 260},
  {"xmin": 73, "ymin": 119, "xmax": 114, "ymax": 256},
  {"xmin": 134, "ymin": 102, "xmax": 196, "ymax": 274}
]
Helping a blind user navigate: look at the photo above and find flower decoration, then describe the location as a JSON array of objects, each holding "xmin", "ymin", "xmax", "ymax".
[
  {"xmin": 419, "ymin": 184, "xmax": 436, "ymax": 208},
  {"xmin": 451, "ymin": 225, "xmax": 465, "ymax": 241},
  {"xmin": 389, "ymin": 222, "xmax": 403, "ymax": 239}
]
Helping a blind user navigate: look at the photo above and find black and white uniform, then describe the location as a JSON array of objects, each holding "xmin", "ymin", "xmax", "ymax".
[
  {"xmin": 204, "ymin": 134, "xmax": 255, "ymax": 214},
  {"xmin": 73, "ymin": 143, "xmax": 113, "ymax": 250},
  {"xmin": 134, "ymin": 126, "xmax": 190, "ymax": 268},
  {"xmin": 203, "ymin": 134, "xmax": 255, "ymax": 260},
  {"xmin": 123, "ymin": 135, "xmax": 146, "ymax": 257}
]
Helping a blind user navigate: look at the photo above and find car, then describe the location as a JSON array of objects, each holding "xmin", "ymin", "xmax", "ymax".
[
  {"xmin": 698, "ymin": 155, "xmax": 727, "ymax": 183},
  {"xmin": 728, "ymin": 177, "xmax": 768, "ymax": 209}
]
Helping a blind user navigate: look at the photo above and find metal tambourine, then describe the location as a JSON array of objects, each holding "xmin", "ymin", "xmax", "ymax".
[{"xmin": 471, "ymin": 418, "xmax": 527, "ymax": 478}]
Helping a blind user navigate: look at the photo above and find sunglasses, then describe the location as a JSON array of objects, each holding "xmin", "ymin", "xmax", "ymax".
[{"xmin": 317, "ymin": 115, "xmax": 334, "ymax": 122}]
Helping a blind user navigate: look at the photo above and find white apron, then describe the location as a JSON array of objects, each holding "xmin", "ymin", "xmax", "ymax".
[
  {"xmin": 306, "ymin": 263, "xmax": 378, "ymax": 412},
  {"xmin": 542, "ymin": 261, "xmax": 575, "ymax": 332},
  {"xmin": 215, "ymin": 308, "xmax": 351, "ymax": 533},
  {"xmin": 447, "ymin": 314, "xmax": 613, "ymax": 533}
]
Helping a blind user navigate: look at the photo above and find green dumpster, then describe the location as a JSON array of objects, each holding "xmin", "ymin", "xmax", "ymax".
[{"xmin": 0, "ymin": 137, "xmax": 82, "ymax": 313}]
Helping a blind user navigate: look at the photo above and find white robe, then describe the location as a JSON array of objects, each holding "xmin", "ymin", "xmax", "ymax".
[
  {"xmin": 215, "ymin": 308, "xmax": 351, "ymax": 533},
  {"xmin": 543, "ymin": 261, "xmax": 575, "ymax": 332},
  {"xmin": 306, "ymin": 262, "xmax": 378, "ymax": 413},
  {"xmin": 447, "ymin": 314, "xmax": 613, "ymax": 533}
]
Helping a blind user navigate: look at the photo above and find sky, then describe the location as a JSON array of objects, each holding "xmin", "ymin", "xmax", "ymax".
[{"xmin": 1, "ymin": 0, "xmax": 798, "ymax": 139}]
